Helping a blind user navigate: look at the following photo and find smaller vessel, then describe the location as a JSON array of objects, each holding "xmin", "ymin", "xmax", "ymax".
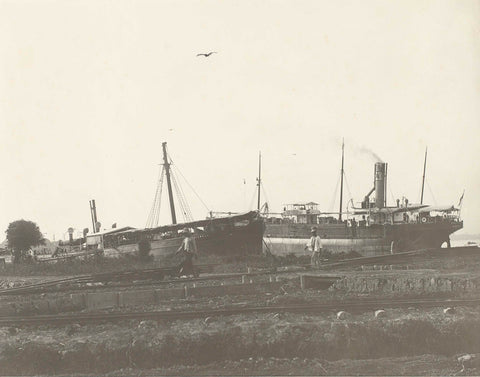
[
  {"xmin": 95, "ymin": 142, "xmax": 265, "ymax": 260},
  {"xmin": 102, "ymin": 210, "xmax": 264, "ymax": 260}
]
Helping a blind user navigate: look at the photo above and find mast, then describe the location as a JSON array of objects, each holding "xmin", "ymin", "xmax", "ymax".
[
  {"xmin": 89, "ymin": 200, "xmax": 96, "ymax": 233},
  {"xmin": 384, "ymin": 163, "xmax": 388, "ymax": 207},
  {"xmin": 420, "ymin": 147, "xmax": 427, "ymax": 205},
  {"xmin": 89, "ymin": 199, "xmax": 99, "ymax": 232},
  {"xmin": 257, "ymin": 151, "xmax": 262, "ymax": 211},
  {"xmin": 339, "ymin": 139, "xmax": 344, "ymax": 221},
  {"xmin": 162, "ymin": 142, "xmax": 177, "ymax": 224}
]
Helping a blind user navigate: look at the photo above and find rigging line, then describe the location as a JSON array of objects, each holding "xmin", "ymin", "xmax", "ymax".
[
  {"xmin": 146, "ymin": 168, "xmax": 160, "ymax": 227},
  {"xmin": 389, "ymin": 187, "xmax": 396, "ymax": 206},
  {"xmin": 342, "ymin": 172, "xmax": 354, "ymax": 202},
  {"xmin": 175, "ymin": 169, "xmax": 191, "ymax": 214},
  {"xmin": 169, "ymin": 157, "xmax": 211, "ymax": 212},
  {"xmin": 147, "ymin": 166, "xmax": 165, "ymax": 228},
  {"xmin": 417, "ymin": 170, "xmax": 424, "ymax": 203},
  {"xmin": 248, "ymin": 187, "xmax": 257, "ymax": 211},
  {"xmin": 163, "ymin": 151, "xmax": 192, "ymax": 223},
  {"xmin": 180, "ymin": 189, "xmax": 194, "ymax": 222},
  {"xmin": 149, "ymin": 175, "xmax": 160, "ymax": 227},
  {"xmin": 175, "ymin": 169, "xmax": 194, "ymax": 221},
  {"xmin": 173, "ymin": 163, "xmax": 210, "ymax": 214},
  {"xmin": 154, "ymin": 169, "xmax": 165, "ymax": 227},
  {"xmin": 426, "ymin": 180, "xmax": 438, "ymax": 205},
  {"xmin": 170, "ymin": 174, "xmax": 188, "ymax": 223},
  {"xmin": 168, "ymin": 170, "xmax": 184, "ymax": 221},
  {"xmin": 170, "ymin": 170, "xmax": 193, "ymax": 222},
  {"xmin": 153, "ymin": 168, "xmax": 165, "ymax": 227},
  {"xmin": 147, "ymin": 181, "xmax": 159, "ymax": 227},
  {"xmin": 166, "ymin": 161, "xmax": 195, "ymax": 222},
  {"xmin": 173, "ymin": 169, "xmax": 194, "ymax": 222},
  {"xmin": 329, "ymin": 175, "xmax": 341, "ymax": 212},
  {"xmin": 260, "ymin": 183, "xmax": 269, "ymax": 206},
  {"xmin": 156, "ymin": 167, "xmax": 165, "ymax": 227},
  {"xmin": 260, "ymin": 187, "xmax": 268, "ymax": 209}
]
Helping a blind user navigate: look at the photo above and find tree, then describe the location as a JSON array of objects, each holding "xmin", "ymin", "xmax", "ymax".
[{"xmin": 6, "ymin": 220, "xmax": 45, "ymax": 263}]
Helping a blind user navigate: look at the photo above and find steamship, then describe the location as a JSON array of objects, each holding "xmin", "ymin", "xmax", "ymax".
[{"xmin": 263, "ymin": 148, "xmax": 463, "ymax": 257}]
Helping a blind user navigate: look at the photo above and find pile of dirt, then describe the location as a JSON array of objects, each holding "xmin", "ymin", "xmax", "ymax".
[
  {"xmin": 332, "ymin": 272, "xmax": 480, "ymax": 294},
  {"xmin": 411, "ymin": 252, "xmax": 480, "ymax": 273},
  {"xmin": 107, "ymin": 354, "xmax": 460, "ymax": 376},
  {"xmin": 1, "ymin": 307, "xmax": 480, "ymax": 375},
  {"xmin": 0, "ymin": 276, "xmax": 59, "ymax": 289}
]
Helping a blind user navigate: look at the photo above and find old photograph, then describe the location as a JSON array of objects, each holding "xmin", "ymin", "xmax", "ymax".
[{"xmin": 0, "ymin": 0, "xmax": 479, "ymax": 375}]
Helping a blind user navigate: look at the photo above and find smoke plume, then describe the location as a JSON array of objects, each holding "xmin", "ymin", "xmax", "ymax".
[
  {"xmin": 336, "ymin": 138, "xmax": 384, "ymax": 163},
  {"xmin": 357, "ymin": 146, "xmax": 383, "ymax": 163}
]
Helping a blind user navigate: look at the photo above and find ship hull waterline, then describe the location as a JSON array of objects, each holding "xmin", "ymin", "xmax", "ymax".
[
  {"xmin": 104, "ymin": 220, "xmax": 265, "ymax": 261},
  {"xmin": 264, "ymin": 221, "xmax": 463, "ymax": 257}
]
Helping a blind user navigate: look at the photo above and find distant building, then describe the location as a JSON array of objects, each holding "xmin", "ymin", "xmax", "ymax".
[{"xmin": 86, "ymin": 227, "xmax": 135, "ymax": 250}]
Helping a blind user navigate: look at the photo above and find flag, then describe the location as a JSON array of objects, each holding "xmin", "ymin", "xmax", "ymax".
[{"xmin": 458, "ymin": 191, "xmax": 465, "ymax": 207}]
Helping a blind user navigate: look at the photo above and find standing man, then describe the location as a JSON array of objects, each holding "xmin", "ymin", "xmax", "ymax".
[
  {"xmin": 176, "ymin": 228, "xmax": 199, "ymax": 277},
  {"xmin": 351, "ymin": 218, "xmax": 357, "ymax": 238},
  {"xmin": 305, "ymin": 227, "xmax": 323, "ymax": 267}
]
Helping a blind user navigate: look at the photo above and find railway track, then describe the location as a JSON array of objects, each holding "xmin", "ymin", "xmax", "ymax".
[
  {"xmin": 1, "ymin": 246, "xmax": 476, "ymax": 297},
  {"xmin": 0, "ymin": 265, "xmax": 310, "ymax": 296},
  {"xmin": 0, "ymin": 264, "xmax": 219, "ymax": 296},
  {"xmin": 1, "ymin": 296, "xmax": 479, "ymax": 326}
]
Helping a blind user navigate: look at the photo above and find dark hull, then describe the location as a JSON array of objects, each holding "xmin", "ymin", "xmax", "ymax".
[
  {"xmin": 149, "ymin": 218, "xmax": 265, "ymax": 259},
  {"xmin": 264, "ymin": 220, "xmax": 463, "ymax": 257},
  {"xmin": 385, "ymin": 221, "xmax": 463, "ymax": 251},
  {"xmin": 105, "ymin": 217, "xmax": 265, "ymax": 260}
]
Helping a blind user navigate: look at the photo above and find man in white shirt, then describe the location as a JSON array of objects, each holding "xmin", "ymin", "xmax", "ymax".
[
  {"xmin": 305, "ymin": 227, "xmax": 323, "ymax": 267},
  {"xmin": 176, "ymin": 228, "xmax": 199, "ymax": 277}
]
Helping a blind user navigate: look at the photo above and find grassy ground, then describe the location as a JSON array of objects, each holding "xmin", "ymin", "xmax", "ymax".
[
  {"xmin": 2, "ymin": 246, "xmax": 476, "ymax": 279},
  {"xmin": 0, "ymin": 255, "xmax": 157, "ymax": 277},
  {"xmin": 0, "ymin": 249, "xmax": 363, "ymax": 278},
  {"xmin": 412, "ymin": 253, "xmax": 480, "ymax": 273},
  {"xmin": 108, "ymin": 354, "xmax": 462, "ymax": 376},
  {"xmin": 1, "ymin": 307, "xmax": 479, "ymax": 375}
]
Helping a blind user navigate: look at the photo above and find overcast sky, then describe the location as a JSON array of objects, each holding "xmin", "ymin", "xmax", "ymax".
[{"xmin": 1, "ymin": 0, "xmax": 479, "ymax": 240}]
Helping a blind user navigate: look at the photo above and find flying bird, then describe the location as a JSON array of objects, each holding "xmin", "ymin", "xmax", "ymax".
[{"xmin": 197, "ymin": 52, "xmax": 217, "ymax": 57}]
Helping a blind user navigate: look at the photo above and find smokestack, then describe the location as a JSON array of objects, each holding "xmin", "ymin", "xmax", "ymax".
[
  {"xmin": 375, "ymin": 162, "xmax": 386, "ymax": 208},
  {"xmin": 68, "ymin": 227, "xmax": 74, "ymax": 243},
  {"xmin": 89, "ymin": 199, "xmax": 100, "ymax": 232}
]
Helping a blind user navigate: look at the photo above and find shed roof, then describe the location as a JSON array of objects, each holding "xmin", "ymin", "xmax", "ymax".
[
  {"xmin": 285, "ymin": 202, "xmax": 319, "ymax": 206},
  {"xmin": 86, "ymin": 226, "xmax": 135, "ymax": 237}
]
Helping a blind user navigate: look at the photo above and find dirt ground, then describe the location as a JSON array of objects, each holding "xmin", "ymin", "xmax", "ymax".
[
  {"xmin": 1, "ymin": 305, "xmax": 480, "ymax": 375},
  {"xmin": 104, "ymin": 354, "xmax": 466, "ymax": 376},
  {"xmin": 1, "ymin": 250, "xmax": 480, "ymax": 376}
]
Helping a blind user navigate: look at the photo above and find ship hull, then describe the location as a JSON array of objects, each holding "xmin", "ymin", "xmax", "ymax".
[
  {"xmin": 264, "ymin": 220, "xmax": 463, "ymax": 257},
  {"xmin": 104, "ymin": 216, "xmax": 265, "ymax": 260},
  {"xmin": 265, "ymin": 237, "xmax": 386, "ymax": 257}
]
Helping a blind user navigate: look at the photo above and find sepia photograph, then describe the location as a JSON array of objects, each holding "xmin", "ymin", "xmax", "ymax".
[{"xmin": 0, "ymin": 0, "xmax": 479, "ymax": 375}]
